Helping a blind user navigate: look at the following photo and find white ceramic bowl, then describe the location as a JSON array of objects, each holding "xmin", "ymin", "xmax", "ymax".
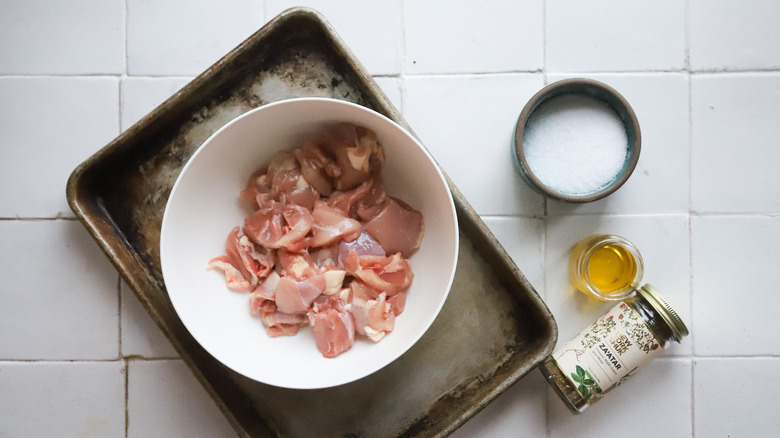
[{"xmin": 161, "ymin": 98, "xmax": 458, "ymax": 389}]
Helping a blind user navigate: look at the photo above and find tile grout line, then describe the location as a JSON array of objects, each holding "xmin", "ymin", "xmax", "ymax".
[
  {"xmin": 533, "ymin": 211, "xmax": 780, "ymax": 217},
  {"xmin": 541, "ymin": 0, "xmax": 549, "ymax": 310},
  {"xmin": 120, "ymin": 0, "xmax": 128, "ymax": 133},
  {"xmin": 686, "ymin": 0, "xmax": 694, "ymax": 216},
  {"xmin": 124, "ymin": 358, "xmax": 129, "ymax": 438},
  {"xmin": 687, "ymin": 87, "xmax": 696, "ymax": 438},
  {"xmin": 684, "ymin": 0, "xmax": 691, "ymax": 72},
  {"xmin": 0, "ymin": 359, "xmax": 126, "ymax": 363},
  {"xmin": 0, "ymin": 217, "xmax": 79, "ymax": 221},
  {"xmin": 683, "ymin": 7, "xmax": 696, "ymax": 436},
  {"xmin": 690, "ymin": 356, "xmax": 696, "ymax": 436},
  {"xmin": 685, "ymin": 5, "xmax": 696, "ymax": 433},
  {"xmin": 398, "ymin": 68, "xmax": 780, "ymax": 77},
  {"xmin": 123, "ymin": 0, "xmax": 128, "ymax": 77},
  {"xmin": 0, "ymin": 73, "xmax": 197, "ymax": 79},
  {"xmin": 685, "ymin": 0, "xmax": 695, "ymax": 399},
  {"xmin": 0, "ymin": 74, "xmax": 129, "ymax": 78},
  {"xmin": 541, "ymin": 0, "xmax": 548, "ymax": 89},
  {"xmin": 541, "ymin": 2, "xmax": 552, "ymax": 436},
  {"xmin": 541, "ymin": 0, "xmax": 550, "ymax": 224},
  {"xmin": 684, "ymin": 4, "xmax": 696, "ymax": 431},
  {"xmin": 398, "ymin": 0, "xmax": 407, "ymax": 114},
  {"xmin": 2, "ymin": 69, "xmax": 780, "ymax": 80},
  {"xmin": 482, "ymin": 212, "xmax": 688, "ymax": 219},
  {"xmin": 117, "ymin": 275, "xmax": 123, "ymax": 359},
  {"xmin": 688, "ymin": 212, "xmax": 696, "ymax": 436},
  {"xmin": 118, "ymin": 76, "xmax": 124, "ymax": 133}
]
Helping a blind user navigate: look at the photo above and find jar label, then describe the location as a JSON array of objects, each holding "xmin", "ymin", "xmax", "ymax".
[{"xmin": 553, "ymin": 302, "xmax": 663, "ymax": 402}]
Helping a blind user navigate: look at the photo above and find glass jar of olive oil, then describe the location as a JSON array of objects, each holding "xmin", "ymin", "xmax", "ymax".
[
  {"xmin": 569, "ymin": 234, "xmax": 644, "ymax": 301},
  {"xmin": 539, "ymin": 284, "xmax": 689, "ymax": 413}
]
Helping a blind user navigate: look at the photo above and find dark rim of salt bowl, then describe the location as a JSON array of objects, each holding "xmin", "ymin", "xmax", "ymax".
[{"xmin": 513, "ymin": 78, "xmax": 641, "ymax": 203}]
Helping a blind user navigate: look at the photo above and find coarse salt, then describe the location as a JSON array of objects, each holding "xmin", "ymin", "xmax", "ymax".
[{"xmin": 522, "ymin": 94, "xmax": 628, "ymax": 195}]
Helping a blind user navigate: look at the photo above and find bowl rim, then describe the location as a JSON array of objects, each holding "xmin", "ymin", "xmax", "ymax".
[
  {"xmin": 160, "ymin": 97, "xmax": 459, "ymax": 388},
  {"xmin": 513, "ymin": 78, "xmax": 641, "ymax": 203}
]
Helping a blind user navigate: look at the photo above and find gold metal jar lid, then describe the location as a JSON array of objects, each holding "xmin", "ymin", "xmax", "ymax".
[{"xmin": 637, "ymin": 284, "xmax": 689, "ymax": 342}]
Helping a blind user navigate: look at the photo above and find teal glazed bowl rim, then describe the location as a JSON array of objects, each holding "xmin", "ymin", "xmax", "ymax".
[{"xmin": 513, "ymin": 78, "xmax": 641, "ymax": 203}]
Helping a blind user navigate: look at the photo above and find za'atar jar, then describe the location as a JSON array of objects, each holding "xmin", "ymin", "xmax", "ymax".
[{"xmin": 539, "ymin": 284, "xmax": 688, "ymax": 413}]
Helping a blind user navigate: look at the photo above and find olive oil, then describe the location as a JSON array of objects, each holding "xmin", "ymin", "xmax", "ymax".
[
  {"xmin": 569, "ymin": 234, "xmax": 643, "ymax": 301},
  {"xmin": 587, "ymin": 244, "xmax": 637, "ymax": 293}
]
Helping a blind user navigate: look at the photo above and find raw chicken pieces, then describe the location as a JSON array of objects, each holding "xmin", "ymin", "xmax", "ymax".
[{"xmin": 207, "ymin": 123, "xmax": 424, "ymax": 358}]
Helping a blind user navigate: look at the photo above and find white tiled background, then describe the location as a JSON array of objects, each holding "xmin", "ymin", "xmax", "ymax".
[{"xmin": 1, "ymin": 1, "xmax": 778, "ymax": 437}]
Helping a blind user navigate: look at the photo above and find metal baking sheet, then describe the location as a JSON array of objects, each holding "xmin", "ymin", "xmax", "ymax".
[{"xmin": 66, "ymin": 7, "xmax": 557, "ymax": 437}]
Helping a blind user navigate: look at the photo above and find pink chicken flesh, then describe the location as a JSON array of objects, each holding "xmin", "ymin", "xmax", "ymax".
[{"xmin": 208, "ymin": 123, "xmax": 425, "ymax": 358}]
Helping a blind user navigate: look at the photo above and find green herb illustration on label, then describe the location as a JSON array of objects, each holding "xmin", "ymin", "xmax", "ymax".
[
  {"xmin": 570, "ymin": 365, "xmax": 602, "ymax": 400},
  {"xmin": 581, "ymin": 315, "xmax": 617, "ymax": 349},
  {"xmin": 618, "ymin": 302, "xmax": 660, "ymax": 353}
]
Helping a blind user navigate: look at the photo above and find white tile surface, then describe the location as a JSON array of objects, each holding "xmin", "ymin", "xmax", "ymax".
[
  {"xmin": 691, "ymin": 73, "xmax": 780, "ymax": 213},
  {"xmin": 549, "ymin": 358, "xmax": 692, "ymax": 437},
  {"xmin": 0, "ymin": 0, "xmax": 124, "ymax": 75},
  {"xmin": 545, "ymin": 215, "xmax": 691, "ymax": 356},
  {"xmin": 484, "ymin": 216, "xmax": 545, "ymax": 291},
  {"xmin": 694, "ymin": 358, "xmax": 780, "ymax": 437},
  {"xmin": 451, "ymin": 372, "xmax": 548, "ymax": 438},
  {"xmin": 267, "ymin": 1, "xmax": 403, "ymax": 76},
  {"xmin": 372, "ymin": 76, "xmax": 403, "ymax": 111},
  {"xmin": 121, "ymin": 77, "xmax": 193, "ymax": 132},
  {"xmin": 121, "ymin": 282, "xmax": 178, "ymax": 359},
  {"xmin": 127, "ymin": 360, "xmax": 238, "ymax": 438},
  {"xmin": 0, "ymin": 221, "xmax": 119, "ymax": 360},
  {"xmin": 546, "ymin": 0, "xmax": 685, "ymax": 72},
  {"xmin": 689, "ymin": 0, "xmax": 780, "ymax": 71},
  {"xmin": 404, "ymin": 0, "xmax": 544, "ymax": 74},
  {"xmin": 127, "ymin": 0, "xmax": 263, "ymax": 76},
  {"xmin": 404, "ymin": 74, "xmax": 545, "ymax": 216},
  {"xmin": 0, "ymin": 361, "xmax": 125, "ymax": 438},
  {"xmin": 0, "ymin": 77, "xmax": 119, "ymax": 218},
  {"xmin": 692, "ymin": 215, "xmax": 780, "ymax": 356},
  {"xmin": 546, "ymin": 74, "xmax": 690, "ymax": 215}
]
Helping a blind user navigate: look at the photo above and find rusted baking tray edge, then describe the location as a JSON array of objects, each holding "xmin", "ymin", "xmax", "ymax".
[{"xmin": 66, "ymin": 7, "xmax": 557, "ymax": 438}]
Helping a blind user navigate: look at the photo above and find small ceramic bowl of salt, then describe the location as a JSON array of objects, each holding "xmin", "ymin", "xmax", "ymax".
[{"xmin": 513, "ymin": 79, "xmax": 641, "ymax": 203}]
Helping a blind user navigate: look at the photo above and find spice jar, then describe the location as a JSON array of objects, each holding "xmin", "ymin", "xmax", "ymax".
[
  {"xmin": 539, "ymin": 284, "xmax": 688, "ymax": 413},
  {"xmin": 569, "ymin": 234, "xmax": 644, "ymax": 301}
]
